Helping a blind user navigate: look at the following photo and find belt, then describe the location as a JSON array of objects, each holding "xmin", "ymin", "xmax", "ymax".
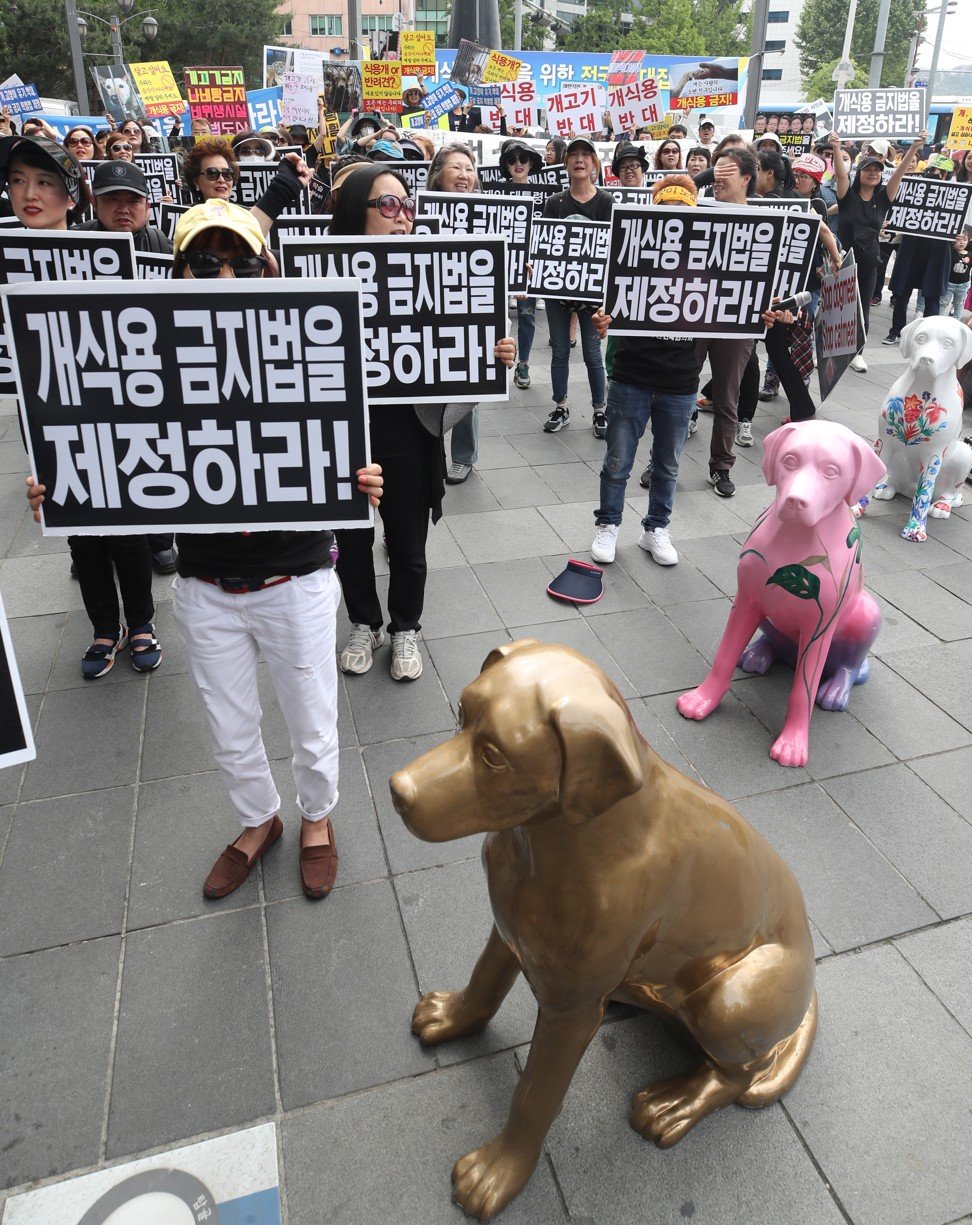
[{"xmin": 198, "ymin": 575, "xmax": 292, "ymax": 594}]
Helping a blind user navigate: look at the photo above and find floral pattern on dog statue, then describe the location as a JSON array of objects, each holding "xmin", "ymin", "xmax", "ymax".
[{"xmin": 882, "ymin": 391, "xmax": 949, "ymax": 446}]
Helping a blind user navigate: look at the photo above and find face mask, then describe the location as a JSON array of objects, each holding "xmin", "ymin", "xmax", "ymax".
[
  {"xmin": 358, "ymin": 124, "xmax": 375, "ymax": 138},
  {"xmin": 238, "ymin": 153, "xmax": 265, "ymax": 163}
]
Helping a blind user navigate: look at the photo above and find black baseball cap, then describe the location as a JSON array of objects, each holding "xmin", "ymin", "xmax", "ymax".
[
  {"xmin": 91, "ymin": 159, "xmax": 149, "ymax": 197},
  {"xmin": 566, "ymin": 137, "xmax": 597, "ymax": 157},
  {"xmin": 0, "ymin": 134, "xmax": 84, "ymax": 204}
]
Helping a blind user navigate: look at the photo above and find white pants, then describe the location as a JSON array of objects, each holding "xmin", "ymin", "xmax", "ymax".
[{"xmin": 172, "ymin": 569, "xmax": 341, "ymax": 828}]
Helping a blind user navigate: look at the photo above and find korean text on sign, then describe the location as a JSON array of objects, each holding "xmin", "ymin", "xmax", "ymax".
[
  {"xmin": 416, "ymin": 190, "xmax": 530, "ymax": 294},
  {"xmin": 527, "ymin": 218, "xmax": 611, "ymax": 303},
  {"xmin": 884, "ymin": 177, "xmax": 972, "ymax": 243},
  {"xmin": 184, "ymin": 65, "xmax": 248, "ymax": 135},
  {"xmin": 363, "ymin": 61, "xmax": 403, "ymax": 113},
  {"xmin": 832, "ymin": 88, "xmax": 926, "ymax": 140}
]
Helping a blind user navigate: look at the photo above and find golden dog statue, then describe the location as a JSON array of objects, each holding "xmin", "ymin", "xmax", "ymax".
[{"xmin": 390, "ymin": 640, "xmax": 817, "ymax": 1221}]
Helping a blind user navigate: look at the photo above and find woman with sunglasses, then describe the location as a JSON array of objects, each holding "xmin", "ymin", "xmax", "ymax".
[
  {"xmin": 7, "ymin": 134, "xmax": 164, "ymax": 679},
  {"xmin": 117, "ymin": 118, "xmax": 151, "ymax": 153},
  {"xmin": 63, "ymin": 126, "xmax": 96, "ymax": 160},
  {"xmin": 328, "ymin": 164, "xmax": 515, "ymax": 682},
  {"xmin": 104, "ymin": 130, "xmax": 135, "ymax": 162},
  {"xmin": 653, "ymin": 140, "xmax": 683, "ymax": 171},
  {"xmin": 181, "ymin": 136, "xmax": 314, "ymax": 238},
  {"xmin": 499, "ymin": 138, "xmax": 542, "ymax": 392}
]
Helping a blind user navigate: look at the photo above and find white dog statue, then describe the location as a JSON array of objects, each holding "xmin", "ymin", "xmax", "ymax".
[{"xmin": 858, "ymin": 315, "xmax": 972, "ymax": 541}]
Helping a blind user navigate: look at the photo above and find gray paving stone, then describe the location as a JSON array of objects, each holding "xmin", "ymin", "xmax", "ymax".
[
  {"xmin": 508, "ymin": 430, "xmax": 579, "ymax": 466},
  {"xmin": 23, "ymin": 682, "xmax": 145, "ymax": 801},
  {"xmin": 472, "ymin": 557, "xmax": 578, "ymax": 628},
  {"xmin": 822, "ymin": 764, "xmax": 972, "ymax": 920},
  {"xmin": 1, "ymin": 936, "xmax": 119, "ymax": 1190},
  {"xmin": 266, "ymin": 881, "xmax": 433, "ymax": 1108},
  {"xmin": 512, "ymin": 616, "xmax": 638, "ymax": 698},
  {"xmin": 525, "ymin": 459, "xmax": 600, "ymax": 501},
  {"xmin": 613, "ymin": 544, "xmax": 724, "ymax": 607},
  {"xmin": 666, "ymin": 488, "xmax": 752, "ymax": 540},
  {"xmin": 343, "ymin": 648, "xmax": 455, "ymax": 745},
  {"xmin": 439, "ymin": 472, "xmax": 503, "ymax": 515},
  {"xmin": 477, "ymin": 405, "xmax": 546, "ymax": 435},
  {"xmin": 537, "ymin": 498, "xmax": 602, "ymax": 551},
  {"xmin": 647, "ymin": 691, "xmax": 812, "ymax": 798},
  {"xmin": 785, "ymin": 945, "xmax": 972, "ymax": 1225},
  {"xmin": 590, "ymin": 607, "xmax": 709, "ymax": 697},
  {"xmin": 923, "ymin": 558, "xmax": 972, "ymax": 604},
  {"xmin": 627, "ymin": 698, "xmax": 704, "ymax": 783},
  {"xmin": 881, "ymin": 638, "xmax": 972, "ymax": 733},
  {"xmin": 445, "ymin": 507, "xmax": 567, "ymax": 565},
  {"xmin": 363, "ymin": 733, "xmax": 483, "ymax": 874},
  {"xmin": 868, "ymin": 568, "xmax": 972, "ymax": 641},
  {"xmin": 424, "ymin": 519, "xmax": 467, "ymax": 569},
  {"xmin": 895, "ymin": 917, "xmax": 972, "ymax": 1036},
  {"xmin": 7, "ymin": 613, "xmax": 63, "ymax": 695},
  {"xmin": 907, "ymin": 745, "xmax": 972, "ymax": 820},
  {"xmin": 396, "ymin": 859, "xmax": 538, "ymax": 1065},
  {"xmin": 418, "ymin": 566, "xmax": 505, "ymax": 641},
  {"xmin": 848, "ymin": 658, "xmax": 972, "ymax": 761},
  {"xmin": 0, "ymin": 553, "xmax": 87, "ymax": 618},
  {"xmin": 425, "ymin": 628, "xmax": 513, "ymax": 710},
  {"xmin": 869, "ymin": 592, "xmax": 940, "ymax": 658},
  {"xmin": 676, "ymin": 534, "xmax": 742, "ymax": 598},
  {"xmin": 4, "ymin": 509, "xmax": 72, "ymax": 559},
  {"xmin": 735, "ymin": 784, "xmax": 936, "ymax": 953},
  {"xmin": 281, "ymin": 1053, "xmax": 567, "ymax": 1224},
  {"xmin": 0, "ymin": 787, "xmax": 133, "ymax": 956},
  {"xmin": 859, "ymin": 513, "xmax": 964, "ymax": 571},
  {"xmin": 664, "ymin": 594, "xmax": 738, "ymax": 666},
  {"xmin": 541, "ymin": 1014, "xmax": 845, "ymax": 1225},
  {"xmin": 108, "ymin": 909, "xmax": 275, "ymax": 1158},
  {"xmin": 0, "ymin": 484, "xmax": 30, "ymax": 559},
  {"xmin": 472, "ymin": 434, "xmax": 532, "ymax": 470},
  {"xmin": 478, "ymin": 464, "xmax": 560, "ymax": 509}
]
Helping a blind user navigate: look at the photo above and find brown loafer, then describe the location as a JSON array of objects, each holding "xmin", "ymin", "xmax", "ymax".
[
  {"xmin": 204, "ymin": 814, "xmax": 282, "ymax": 899},
  {"xmin": 299, "ymin": 817, "xmax": 338, "ymax": 900}
]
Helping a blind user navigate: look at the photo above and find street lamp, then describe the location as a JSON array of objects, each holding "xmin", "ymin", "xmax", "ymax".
[{"xmin": 76, "ymin": 3, "xmax": 159, "ymax": 65}]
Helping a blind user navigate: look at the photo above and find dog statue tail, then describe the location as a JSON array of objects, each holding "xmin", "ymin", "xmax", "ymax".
[{"xmin": 736, "ymin": 989, "xmax": 818, "ymax": 1108}]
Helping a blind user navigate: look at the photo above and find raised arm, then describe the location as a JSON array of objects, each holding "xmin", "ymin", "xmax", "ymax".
[
  {"xmin": 886, "ymin": 130, "xmax": 926, "ymax": 202},
  {"xmin": 829, "ymin": 131, "xmax": 850, "ymax": 199}
]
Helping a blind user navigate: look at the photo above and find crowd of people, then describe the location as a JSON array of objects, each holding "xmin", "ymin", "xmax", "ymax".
[{"xmin": 2, "ymin": 85, "xmax": 970, "ymax": 902}]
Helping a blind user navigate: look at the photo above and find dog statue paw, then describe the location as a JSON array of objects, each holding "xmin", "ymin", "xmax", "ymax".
[
  {"xmin": 677, "ymin": 420, "xmax": 886, "ymax": 767},
  {"xmin": 870, "ymin": 316, "xmax": 972, "ymax": 541},
  {"xmin": 391, "ymin": 640, "xmax": 817, "ymax": 1217}
]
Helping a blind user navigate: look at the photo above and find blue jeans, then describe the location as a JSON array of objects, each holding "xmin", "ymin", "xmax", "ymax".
[
  {"xmin": 942, "ymin": 283, "xmax": 968, "ymax": 317},
  {"xmin": 515, "ymin": 298, "xmax": 536, "ymax": 363},
  {"xmin": 547, "ymin": 301, "xmax": 605, "ymax": 408},
  {"xmin": 594, "ymin": 381, "xmax": 696, "ymax": 532},
  {"xmin": 450, "ymin": 405, "xmax": 478, "ymax": 466}
]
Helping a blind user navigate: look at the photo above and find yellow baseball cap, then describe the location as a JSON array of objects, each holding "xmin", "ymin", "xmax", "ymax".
[{"xmin": 172, "ymin": 199, "xmax": 266, "ymax": 259}]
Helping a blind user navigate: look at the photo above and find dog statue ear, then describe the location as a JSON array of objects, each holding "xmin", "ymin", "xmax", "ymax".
[
  {"xmin": 847, "ymin": 435, "xmax": 887, "ymax": 505},
  {"xmin": 761, "ymin": 422, "xmax": 800, "ymax": 487},
  {"xmin": 898, "ymin": 318, "xmax": 921, "ymax": 362},
  {"xmin": 550, "ymin": 684, "xmax": 644, "ymax": 825},
  {"xmin": 481, "ymin": 639, "xmax": 542, "ymax": 674},
  {"xmin": 958, "ymin": 321, "xmax": 972, "ymax": 368}
]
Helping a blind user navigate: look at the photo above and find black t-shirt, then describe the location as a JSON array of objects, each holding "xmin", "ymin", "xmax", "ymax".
[
  {"xmin": 542, "ymin": 187, "xmax": 614, "ymax": 222},
  {"xmin": 611, "ymin": 336, "xmax": 705, "ymax": 396},
  {"xmin": 837, "ymin": 185, "xmax": 890, "ymax": 263},
  {"xmin": 175, "ymin": 531, "xmax": 334, "ymax": 580},
  {"xmin": 949, "ymin": 250, "xmax": 971, "ymax": 286}
]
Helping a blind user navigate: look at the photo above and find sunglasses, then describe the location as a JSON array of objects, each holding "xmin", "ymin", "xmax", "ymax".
[
  {"xmin": 186, "ymin": 251, "xmax": 267, "ymax": 279},
  {"xmin": 366, "ymin": 193, "xmax": 416, "ymax": 220},
  {"xmin": 504, "ymin": 152, "xmax": 530, "ymax": 166},
  {"xmin": 121, "ymin": 128, "xmax": 141, "ymax": 138},
  {"xmin": 67, "ymin": 136, "xmax": 93, "ymax": 147},
  {"xmin": 111, "ymin": 142, "xmax": 133, "ymax": 153},
  {"xmin": 201, "ymin": 166, "xmax": 237, "ymax": 182}
]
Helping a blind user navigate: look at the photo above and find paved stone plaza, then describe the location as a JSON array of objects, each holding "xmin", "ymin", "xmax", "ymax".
[{"xmin": 1, "ymin": 302, "xmax": 970, "ymax": 1223}]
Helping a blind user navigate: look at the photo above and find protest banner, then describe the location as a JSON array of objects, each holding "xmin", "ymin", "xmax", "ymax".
[
  {"xmin": 159, "ymin": 202, "xmax": 190, "ymax": 242},
  {"xmin": 3, "ymin": 280, "xmax": 373, "ymax": 535},
  {"xmin": 832, "ymin": 88, "xmax": 926, "ymax": 140},
  {"xmin": 0, "ymin": 217, "xmax": 22, "ymax": 228},
  {"xmin": 416, "ymin": 189, "xmax": 531, "ymax": 293},
  {"xmin": 527, "ymin": 218, "xmax": 611, "ymax": 303},
  {"xmin": 946, "ymin": 106, "xmax": 972, "ymax": 150},
  {"xmin": 135, "ymin": 152, "xmax": 180, "ymax": 192},
  {"xmin": 362, "ymin": 61, "xmax": 403, "ymax": 114},
  {"xmin": 545, "ymin": 86, "xmax": 601, "ymax": 140},
  {"xmin": 667, "ymin": 58, "xmax": 740, "ymax": 110},
  {"xmin": 400, "ymin": 31, "xmax": 436, "ymax": 76},
  {"xmin": 248, "ymin": 85, "xmax": 284, "ymax": 132},
  {"xmin": 753, "ymin": 108, "xmax": 819, "ymax": 155},
  {"xmin": 318, "ymin": 112, "xmax": 342, "ymax": 160},
  {"xmin": 264, "ymin": 44, "xmax": 295, "ymax": 88},
  {"xmin": 396, "ymin": 161, "xmax": 432, "ymax": 195},
  {"xmin": 604, "ymin": 204, "xmax": 787, "ymax": 338},
  {"xmin": 140, "ymin": 171, "xmax": 170, "ymax": 229},
  {"xmin": 233, "ymin": 163, "xmax": 310, "ymax": 215},
  {"xmin": 711, "ymin": 197, "xmax": 820, "ymax": 300},
  {"xmin": 608, "ymin": 79, "xmax": 667, "ymax": 137},
  {"xmin": 0, "ymin": 229, "xmax": 136, "ymax": 286},
  {"xmin": 422, "ymin": 81, "xmax": 465, "ymax": 122},
  {"xmin": 608, "ymin": 50, "xmax": 645, "ymax": 86},
  {"xmin": 282, "ymin": 72, "xmax": 318, "ymax": 127},
  {"xmin": 451, "ymin": 40, "xmax": 491, "ymax": 87},
  {"xmin": 602, "ymin": 183, "xmax": 660, "ymax": 207},
  {"xmin": 483, "ymin": 180, "xmax": 561, "ymax": 220},
  {"xmin": 184, "ymin": 66, "xmax": 248, "ymax": 135},
  {"xmin": 411, "ymin": 217, "xmax": 441, "ymax": 235},
  {"xmin": 0, "ymin": 591, "xmax": 35, "ymax": 772},
  {"xmin": 815, "ymin": 252, "xmax": 864, "ymax": 403},
  {"xmin": 128, "ymin": 61, "xmax": 186, "ymax": 117},
  {"xmin": 884, "ymin": 177, "xmax": 972, "ymax": 243},
  {"xmin": 278, "ymin": 235, "xmax": 508, "ymax": 405},
  {"xmin": 482, "ymin": 51, "xmax": 522, "ymax": 84},
  {"xmin": 269, "ymin": 215, "xmax": 331, "ymax": 250},
  {"xmin": 135, "ymin": 252, "xmax": 174, "ymax": 279},
  {"xmin": 481, "ymin": 80, "xmax": 539, "ymax": 131},
  {"xmin": 90, "ymin": 64, "xmax": 148, "ymax": 122},
  {"xmin": 0, "ymin": 81, "xmax": 41, "ymax": 116}
]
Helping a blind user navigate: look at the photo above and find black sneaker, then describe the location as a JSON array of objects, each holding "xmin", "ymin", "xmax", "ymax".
[
  {"xmin": 543, "ymin": 403, "xmax": 569, "ymax": 433},
  {"xmin": 881, "ymin": 331, "xmax": 900, "ymax": 346},
  {"xmin": 708, "ymin": 469, "xmax": 735, "ymax": 498},
  {"xmin": 592, "ymin": 410, "xmax": 607, "ymax": 438}
]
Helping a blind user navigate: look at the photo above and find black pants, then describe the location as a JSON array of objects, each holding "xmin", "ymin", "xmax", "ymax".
[
  {"xmin": 892, "ymin": 286, "xmax": 941, "ymax": 336},
  {"xmin": 69, "ymin": 535, "xmax": 155, "ymax": 635},
  {"xmin": 856, "ymin": 259, "xmax": 878, "ymax": 340},
  {"xmin": 147, "ymin": 533, "xmax": 174, "ymax": 553},
  {"xmin": 735, "ymin": 349, "xmax": 761, "ymax": 423},
  {"xmin": 763, "ymin": 323, "xmax": 816, "ymax": 422},
  {"xmin": 336, "ymin": 430, "xmax": 431, "ymax": 634}
]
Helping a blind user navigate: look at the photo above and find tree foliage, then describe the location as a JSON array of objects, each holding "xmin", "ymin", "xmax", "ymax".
[
  {"xmin": 553, "ymin": 0, "xmax": 745, "ymax": 55},
  {"xmin": 794, "ymin": 0, "xmax": 915, "ymax": 90},
  {"xmin": 803, "ymin": 56, "xmax": 867, "ymax": 101},
  {"xmin": 498, "ymin": 0, "xmax": 547, "ymax": 52}
]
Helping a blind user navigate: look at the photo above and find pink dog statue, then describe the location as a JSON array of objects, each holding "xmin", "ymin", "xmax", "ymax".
[{"xmin": 677, "ymin": 421, "xmax": 886, "ymax": 768}]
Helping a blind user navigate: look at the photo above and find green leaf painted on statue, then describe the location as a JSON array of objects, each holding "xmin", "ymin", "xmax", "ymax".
[{"xmin": 766, "ymin": 564, "xmax": 821, "ymax": 602}]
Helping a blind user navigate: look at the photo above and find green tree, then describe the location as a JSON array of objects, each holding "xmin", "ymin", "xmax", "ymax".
[
  {"xmin": 498, "ymin": 0, "xmax": 547, "ymax": 52},
  {"xmin": 149, "ymin": 0, "xmax": 284, "ymax": 91},
  {"xmin": 795, "ymin": 0, "xmax": 915, "ymax": 90},
  {"xmin": 691, "ymin": 0, "xmax": 752, "ymax": 57},
  {"xmin": 803, "ymin": 55, "xmax": 867, "ymax": 101},
  {"xmin": 629, "ymin": 0, "xmax": 705, "ymax": 56}
]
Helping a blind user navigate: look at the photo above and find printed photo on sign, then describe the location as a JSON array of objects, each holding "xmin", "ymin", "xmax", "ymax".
[
  {"xmin": 832, "ymin": 88, "xmax": 927, "ymax": 140},
  {"xmin": 3, "ymin": 280, "xmax": 373, "ymax": 536},
  {"xmin": 815, "ymin": 252, "xmax": 865, "ymax": 403},
  {"xmin": 451, "ymin": 39, "xmax": 491, "ymax": 87},
  {"xmin": 90, "ymin": 64, "xmax": 148, "ymax": 122},
  {"xmin": 667, "ymin": 58, "xmax": 739, "ymax": 111},
  {"xmin": 0, "ymin": 589, "xmax": 35, "ymax": 772},
  {"xmin": 278, "ymin": 234, "xmax": 509, "ymax": 405},
  {"xmin": 528, "ymin": 218, "xmax": 611, "ymax": 303},
  {"xmin": 604, "ymin": 203, "xmax": 787, "ymax": 338},
  {"xmin": 884, "ymin": 177, "xmax": 972, "ymax": 243},
  {"xmin": 416, "ymin": 189, "xmax": 530, "ymax": 293},
  {"xmin": 753, "ymin": 108, "xmax": 819, "ymax": 155}
]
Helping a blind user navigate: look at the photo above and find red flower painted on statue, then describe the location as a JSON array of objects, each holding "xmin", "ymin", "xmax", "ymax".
[
  {"xmin": 924, "ymin": 403, "xmax": 946, "ymax": 424},
  {"xmin": 902, "ymin": 395, "xmax": 923, "ymax": 425}
]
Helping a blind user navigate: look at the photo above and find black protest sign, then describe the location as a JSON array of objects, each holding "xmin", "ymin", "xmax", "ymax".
[
  {"xmin": 528, "ymin": 218, "xmax": 611, "ymax": 303},
  {"xmin": 4, "ymin": 280, "xmax": 372, "ymax": 535},
  {"xmin": 135, "ymin": 252, "xmax": 174, "ymax": 279},
  {"xmin": 269, "ymin": 213, "xmax": 332, "ymax": 251},
  {"xmin": 535, "ymin": 165, "xmax": 570, "ymax": 190},
  {"xmin": 0, "ymin": 590, "xmax": 35, "ymax": 771},
  {"xmin": 278, "ymin": 234, "xmax": 508, "ymax": 405},
  {"xmin": 832, "ymin": 88, "xmax": 926, "ymax": 140},
  {"xmin": 739, "ymin": 199, "xmax": 821, "ymax": 299},
  {"xmin": 160, "ymin": 202, "xmax": 190, "ymax": 242},
  {"xmin": 141, "ymin": 171, "xmax": 170, "ymax": 229},
  {"xmin": 482, "ymin": 180, "xmax": 561, "ymax": 220},
  {"xmin": 396, "ymin": 161, "xmax": 432, "ymax": 195},
  {"xmin": 308, "ymin": 174, "xmax": 329, "ymax": 215},
  {"xmin": 815, "ymin": 251, "xmax": 865, "ymax": 403},
  {"xmin": 603, "ymin": 185, "xmax": 656, "ymax": 207},
  {"xmin": 134, "ymin": 152, "xmax": 180, "ymax": 196},
  {"xmin": 232, "ymin": 162, "xmax": 309, "ymax": 215},
  {"xmin": 0, "ymin": 216, "xmax": 23, "ymax": 228},
  {"xmin": 604, "ymin": 204, "xmax": 787, "ymax": 338},
  {"xmin": 416, "ymin": 190, "xmax": 532, "ymax": 293},
  {"xmin": 411, "ymin": 216, "xmax": 441, "ymax": 235},
  {"xmin": 479, "ymin": 164, "xmax": 504, "ymax": 187},
  {"xmin": 884, "ymin": 177, "xmax": 972, "ymax": 243}
]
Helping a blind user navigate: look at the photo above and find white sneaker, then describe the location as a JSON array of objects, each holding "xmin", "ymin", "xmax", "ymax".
[
  {"xmin": 390, "ymin": 629, "xmax": 423, "ymax": 681},
  {"xmin": 736, "ymin": 420, "xmax": 754, "ymax": 447},
  {"xmin": 639, "ymin": 526, "xmax": 678, "ymax": 565},
  {"xmin": 340, "ymin": 624, "xmax": 385, "ymax": 674},
  {"xmin": 849, "ymin": 354, "xmax": 868, "ymax": 372},
  {"xmin": 591, "ymin": 522, "xmax": 619, "ymax": 563}
]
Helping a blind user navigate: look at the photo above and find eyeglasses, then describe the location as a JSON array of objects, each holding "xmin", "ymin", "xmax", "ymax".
[
  {"xmin": 366, "ymin": 193, "xmax": 416, "ymax": 220},
  {"xmin": 110, "ymin": 142, "xmax": 133, "ymax": 154},
  {"xmin": 236, "ymin": 145, "xmax": 265, "ymax": 158},
  {"xmin": 186, "ymin": 251, "xmax": 267, "ymax": 279},
  {"xmin": 504, "ymin": 152, "xmax": 530, "ymax": 166},
  {"xmin": 66, "ymin": 136, "xmax": 93, "ymax": 147},
  {"xmin": 201, "ymin": 166, "xmax": 237, "ymax": 182}
]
